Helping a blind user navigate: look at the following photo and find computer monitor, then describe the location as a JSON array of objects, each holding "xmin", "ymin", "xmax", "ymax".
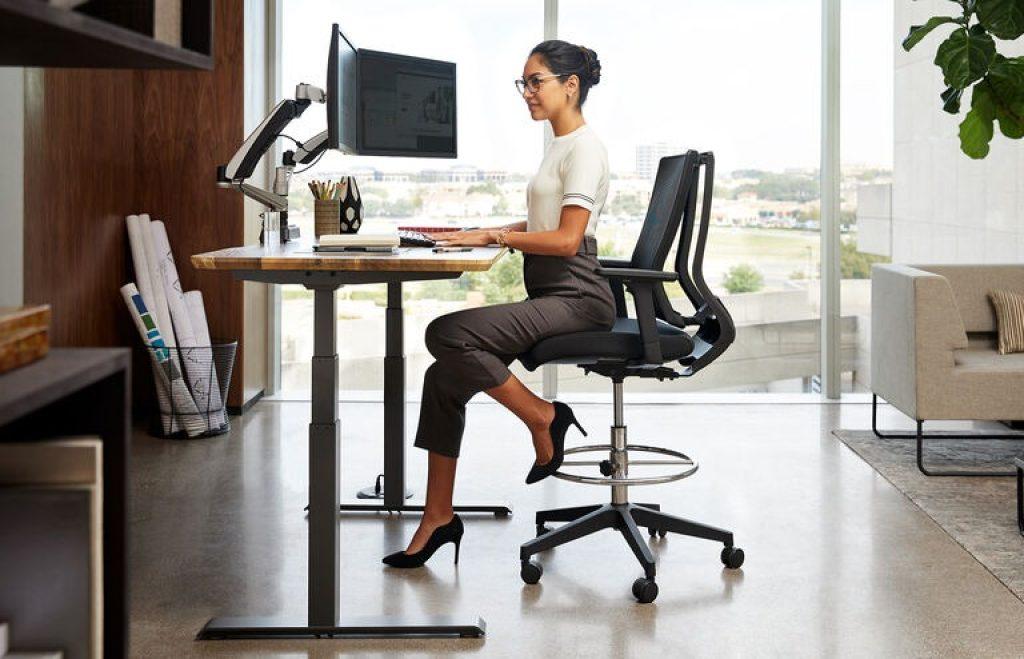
[
  {"xmin": 327, "ymin": 24, "xmax": 358, "ymax": 153},
  {"xmin": 356, "ymin": 49, "xmax": 457, "ymax": 158},
  {"xmin": 326, "ymin": 24, "xmax": 457, "ymax": 158}
]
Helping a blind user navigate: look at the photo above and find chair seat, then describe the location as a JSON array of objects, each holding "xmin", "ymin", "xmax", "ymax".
[{"xmin": 519, "ymin": 317, "xmax": 695, "ymax": 370}]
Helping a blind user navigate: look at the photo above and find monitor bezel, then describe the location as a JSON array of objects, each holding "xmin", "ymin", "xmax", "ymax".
[{"xmin": 326, "ymin": 24, "xmax": 358, "ymax": 153}]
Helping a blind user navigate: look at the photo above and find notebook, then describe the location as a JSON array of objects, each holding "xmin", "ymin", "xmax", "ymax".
[{"xmin": 314, "ymin": 233, "xmax": 401, "ymax": 252}]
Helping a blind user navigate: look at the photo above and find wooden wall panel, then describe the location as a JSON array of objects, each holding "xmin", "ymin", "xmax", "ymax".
[
  {"xmin": 24, "ymin": 0, "xmax": 251, "ymax": 412},
  {"xmin": 134, "ymin": 0, "xmax": 246, "ymax": 407},
  {"xmin": 23, "ymin": 68, "xmax": 137, "ymax": 352}
]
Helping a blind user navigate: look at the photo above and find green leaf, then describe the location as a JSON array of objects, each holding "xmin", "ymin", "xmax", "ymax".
[
  {"xmin": 941, "ymin": 85, "xmax": 963, "ymax": 113},
  {"xmin": 986, "ymin": 55, "xmax": 1024, "ymax": 105},
  {"xmin": 976, "ymin": 0, "xmax": 1024, "ymax": 40},
  {"xmin": 934, "ymin": 27, "xmax": 997, "ymax": 88},
  {"xmin": 902, "ymin": 16, "xmax": 958, "ymax": 51},
  {"xmin": 981, "ymin": 59, "xmax": 1024, "ymax": 137},
  {"xmin": 959, "ymin": 85, "xmax": 995, "ymax": 158}
]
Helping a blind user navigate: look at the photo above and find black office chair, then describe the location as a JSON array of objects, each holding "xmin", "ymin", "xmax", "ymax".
[{"xmin": 517, "ymin": 150, "xmax": 743, "ymax": 603}]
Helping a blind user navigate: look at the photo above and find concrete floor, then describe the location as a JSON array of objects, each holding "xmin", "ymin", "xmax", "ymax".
[{"xmin": 129, "ymin": 398, "xmax": 1024, "ymax": 657}]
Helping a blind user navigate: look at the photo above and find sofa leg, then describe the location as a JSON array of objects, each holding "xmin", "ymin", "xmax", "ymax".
[{"xmin": 872, "ymin": 395, "xmax": 1019, "ymax": 477}]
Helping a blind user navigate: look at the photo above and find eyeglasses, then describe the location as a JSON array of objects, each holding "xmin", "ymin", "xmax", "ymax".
[{"xmin": 515, "ymin": 72, "xmax": 568, "ymax": 95}]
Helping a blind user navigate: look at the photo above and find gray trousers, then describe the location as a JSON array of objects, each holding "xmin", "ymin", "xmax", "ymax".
[{"xmin": 413, "ymin": 235, "xmax": 616, "ymax": 458}]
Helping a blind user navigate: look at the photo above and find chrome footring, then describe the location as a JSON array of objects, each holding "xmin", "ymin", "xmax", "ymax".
[{"xmin": 553, "ymin": 444, "xmax": 699, "ymax": 486}]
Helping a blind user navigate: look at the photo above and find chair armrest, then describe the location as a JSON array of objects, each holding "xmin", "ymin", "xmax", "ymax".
[
  {"xmin": 595, "ymin": 259, "xmax": 631, "ymax": 317},
  {"xmin": 625, "ymin": 281, "xmax": 665, "ymax": 364},
  {"xmin": 597, "ymin": 257, "xmax": 632, "ymax": 269},
  {"xmin": 595, "ymin": 267, "xmax": 678, "ymax": 364},
  {"xmin": 596, "ymin": 264, "xmax": 677, "ymax": 320},
  {"xmin": 595, "ymin": 267, "xmax": 678, "ymax": 282}
]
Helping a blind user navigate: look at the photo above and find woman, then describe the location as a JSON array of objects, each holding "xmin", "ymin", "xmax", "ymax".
[{"xmin": 383, "ymin": 40, "xmax": 616, "ymax": 568}]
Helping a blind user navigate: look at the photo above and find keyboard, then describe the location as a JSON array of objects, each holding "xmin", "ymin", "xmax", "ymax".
[{"xmin": 398, "ymin": 230, "xmax": 437, "ymax": 247}]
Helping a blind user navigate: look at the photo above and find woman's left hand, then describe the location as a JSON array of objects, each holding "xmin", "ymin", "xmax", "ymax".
[{"xmin": 434, "ymin": 229, "xmax": 496, "ymax": 247}]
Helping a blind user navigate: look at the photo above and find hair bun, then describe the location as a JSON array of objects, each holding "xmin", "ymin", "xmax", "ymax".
[{"xmin": 579, "ymin": 45, "xmax": 601, "ymax": 86}]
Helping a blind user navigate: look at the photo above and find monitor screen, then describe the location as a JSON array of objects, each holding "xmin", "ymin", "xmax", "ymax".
[
  {"xmin": 357, "ymin": 49, "xmax": 457, "ymax": 158},
  {"xmin": 327, "ymin": 24, "xmax": 358, "ymax": 153}
]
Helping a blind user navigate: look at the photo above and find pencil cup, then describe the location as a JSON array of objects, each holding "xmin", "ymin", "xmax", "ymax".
[
  {"xmin": 336, "ymin": 176, "xmax": 363, "ymax": 233},
  {"xmin": 314, "ymin": 199, "xmax": 340, "ymax": 237}
]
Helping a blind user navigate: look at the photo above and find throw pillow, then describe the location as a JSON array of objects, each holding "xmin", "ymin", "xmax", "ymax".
[{"xmin": 989, "ymin": 289, "xmax": 1024, "ymax": 354}]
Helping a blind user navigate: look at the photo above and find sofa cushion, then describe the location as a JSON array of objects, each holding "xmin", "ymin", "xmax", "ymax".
[
  {"xmin": 989, "ymin": 289, "xmax": 1024, "ymax": 355},
  {"xmin": 953, "ymin": 347, "xmax": 1024, "ymax": 372},
  {"xmin": 915, "ymin": 265, "xmax": 1024, "ymax": 333}
]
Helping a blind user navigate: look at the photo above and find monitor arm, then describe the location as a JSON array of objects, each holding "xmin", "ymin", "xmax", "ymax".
[{"xmin": 216, "ymin": 83, "xmax": 328, "ymax": 241}]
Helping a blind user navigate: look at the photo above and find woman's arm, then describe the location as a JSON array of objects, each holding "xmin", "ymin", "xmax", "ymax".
[
  {"xmin": 430, "ymin": 220, "xmax": 525, "ymax": 243},
  {"xmin": 500, "ymin": 206, "xmax": 589, "ymax": 257},
  {"xmin": 437, "ymin": 207, "xmax": 589, "ymax": 256}
]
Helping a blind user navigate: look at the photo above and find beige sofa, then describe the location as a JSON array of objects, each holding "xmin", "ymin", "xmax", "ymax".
[{"xmin": 870, "ymin": 264, "xmax": 1024, "ymax": 476}]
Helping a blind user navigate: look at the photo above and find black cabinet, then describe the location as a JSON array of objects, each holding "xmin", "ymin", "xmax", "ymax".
[{"xmin": 0, "ymin": 348, "xmax": 131, "ymax": 657}]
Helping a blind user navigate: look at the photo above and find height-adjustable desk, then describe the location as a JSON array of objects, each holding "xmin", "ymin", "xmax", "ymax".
[{"xmin": 191, "ymin": 241, "xmax": 510, "ymax": 639}]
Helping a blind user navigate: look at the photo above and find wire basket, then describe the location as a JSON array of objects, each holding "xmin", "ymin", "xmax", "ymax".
[{"xmin": 144, "ymin": 339, "xmax": 237, "ymax": 439}]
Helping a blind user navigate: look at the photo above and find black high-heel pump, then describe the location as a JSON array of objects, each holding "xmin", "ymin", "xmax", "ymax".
[
  {"xmin": 525, "ymin": 400, "xmax": 587, "ymax": 485},
  {"xmin": 382, "ymin": 514, "xmax": 464, "ymax": 568}
]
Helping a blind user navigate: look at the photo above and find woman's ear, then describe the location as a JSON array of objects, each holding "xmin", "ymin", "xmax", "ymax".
[{"xmin": 564, "ymin": 74, "xmax": 579, "ymax": 100}]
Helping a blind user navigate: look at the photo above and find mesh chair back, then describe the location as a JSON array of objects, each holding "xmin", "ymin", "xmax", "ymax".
[{"xmin": 629, "ymin": 151, "xmax": 701, "ymax": 271}]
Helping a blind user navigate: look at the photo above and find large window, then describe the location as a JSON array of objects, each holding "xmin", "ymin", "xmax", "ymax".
[
  {"xmin": 275, "ymin": 0, "xmax": 891, "ymax": 399},
  {"xmin": 279, "ymin": 0, "xmax": 543, "ymax": 397},
  {"xmin": 558, "ymin": 0, "xmax": 824, "ymax": 393}
]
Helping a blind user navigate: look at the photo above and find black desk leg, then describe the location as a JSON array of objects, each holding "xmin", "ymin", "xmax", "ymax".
[
  {"xmin": 383, "ymin": 281, "xmax": 411, "ymax": 507},
  {"xmin": 199, "ymin": 283, "xmax": 485, "ymax": 640},
  {"xmin": 344, "ymin": 280, "xmax": 510, "ymax": 518}
]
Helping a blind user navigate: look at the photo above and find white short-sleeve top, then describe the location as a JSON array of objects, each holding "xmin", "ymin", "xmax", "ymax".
[{"xmin": 526, "ymin": 123, "xmax": 609, "ymax": 237}]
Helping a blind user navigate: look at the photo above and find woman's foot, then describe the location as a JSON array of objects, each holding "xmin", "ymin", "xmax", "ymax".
[
  {"xmin": 383, "ymin": 514, "xmax": 464, "ymax": 568},
  {"xmin": 529, "ymin": 401, "xmax": 557, "ymax": 466},
  {"xmin": 525, "ymin": 400, "xmax": 588, "ymax": 484},
  {"xmin": 404, "ymin": 511, "xmax": 455, "ymax": 555}
]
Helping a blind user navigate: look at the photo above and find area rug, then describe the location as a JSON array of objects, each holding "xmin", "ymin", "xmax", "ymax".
[{"xmin": 832, "ymin": 429, "xmax": 1024, "ymax": 602}]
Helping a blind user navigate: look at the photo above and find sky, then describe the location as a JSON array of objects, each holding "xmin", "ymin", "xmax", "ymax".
[{"xmin": 280, "ymin": 0, "xmax": 894, "ymax": 176}]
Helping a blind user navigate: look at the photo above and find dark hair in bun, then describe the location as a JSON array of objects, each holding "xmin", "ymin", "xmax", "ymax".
[{"xmin": 529, "ymin": 39, "xmax": 601, "ymax": 108}]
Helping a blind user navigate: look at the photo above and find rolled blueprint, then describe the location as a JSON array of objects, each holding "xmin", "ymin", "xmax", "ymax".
[
  {"xmin": 184, "ymin": 290, "xmax": 227, "ymax": 429},
  {"xmin": 151, "ymin": 220, "xmax": 225, "ymax": 430},
  {"xmin": 125, "ymin": 215, "xmax": 179, "ymax": 433},
  {"xmin": 121, "ymin": 283, "xmax": 206, "ymax": 437},
  {"xmin": 138, "ymin": 214, "xmax": 177, "ymax": 357}
]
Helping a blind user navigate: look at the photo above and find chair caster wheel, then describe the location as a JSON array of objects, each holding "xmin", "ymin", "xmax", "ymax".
[
  {"xmin": 721, "ymin": 546, "xmax": 744, "ymax": 569},
  {"xmin": 647, "ymin": 527, "xmax": 667, "ymax": 538},
  {"xmin": 536, "ymin": 524, "xmax": 551, "ymax": 537},
  {"xmin": 521, "ymin": 560, "xmax": 543, "ymax": 584},
  {"xmin": 632, "ymin": 577, "xmax": 658, "ymax": 603}
]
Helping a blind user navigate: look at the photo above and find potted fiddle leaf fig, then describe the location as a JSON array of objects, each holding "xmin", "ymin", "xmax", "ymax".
[{"xmin": 903, "ymin": 0, "xmax": 1024, "ymax": 159}]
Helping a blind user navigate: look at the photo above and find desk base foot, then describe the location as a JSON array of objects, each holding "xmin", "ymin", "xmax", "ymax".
[
  {"xmin": 357, "ymin": 485, "xmax": 414, "ymax": 500},
  {"xmin": 338, "ymin": 502, "xmax": 512, "ymax": 517},
  {"xmin": 197, "ymin": 615, "xmax": 486, "ymax": 640}
]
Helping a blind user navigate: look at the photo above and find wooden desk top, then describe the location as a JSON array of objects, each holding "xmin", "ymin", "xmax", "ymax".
[{"xmin": 191, "ymin": 241, "xmax": 508, "ymax": 273}]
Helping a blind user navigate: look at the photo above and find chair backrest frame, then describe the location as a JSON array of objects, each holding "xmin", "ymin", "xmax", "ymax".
[{"xmin": 637, "ymin": 152, "xmax": 736, "ymax": 375}]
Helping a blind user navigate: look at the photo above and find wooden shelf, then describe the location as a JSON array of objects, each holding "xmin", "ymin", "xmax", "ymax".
[{"xmin": 0, "ymin": 0, "xmax": 212, "ymax": 70}]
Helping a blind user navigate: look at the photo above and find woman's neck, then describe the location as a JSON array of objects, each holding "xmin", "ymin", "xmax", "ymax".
[{"xmin": 550, "ymin": 113, "xmax": 585, "ymax": 137}]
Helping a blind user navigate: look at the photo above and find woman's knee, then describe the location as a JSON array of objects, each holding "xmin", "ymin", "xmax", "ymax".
[{"xmin": 424, "ymin": 314, "xmax": 466, "ymax": 358}]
